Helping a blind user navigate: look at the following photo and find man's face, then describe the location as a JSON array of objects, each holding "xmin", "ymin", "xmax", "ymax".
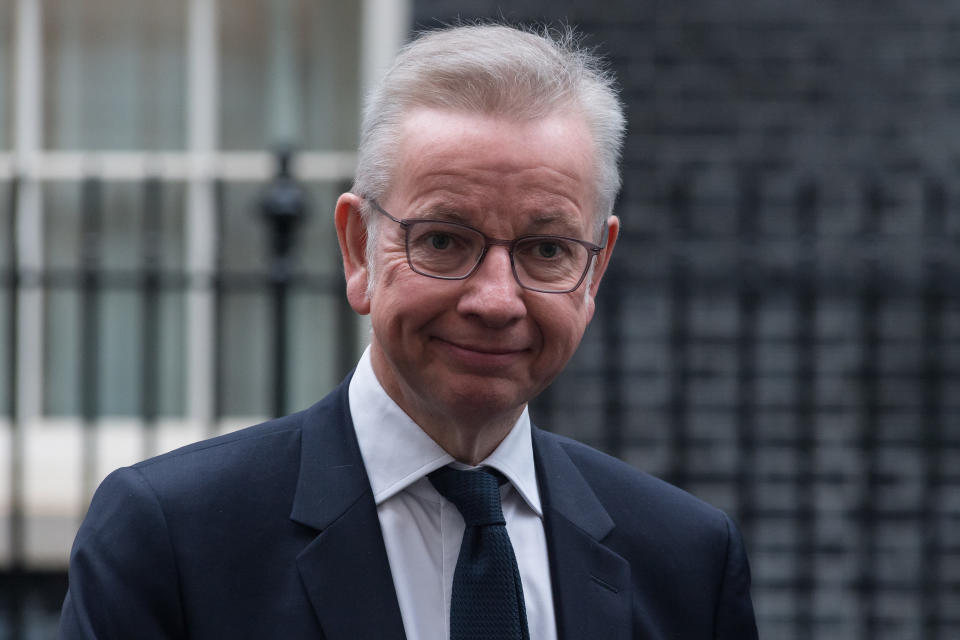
[{"xmin": 337, "ymin": 108, "xmax": 618, "ymax": 432}]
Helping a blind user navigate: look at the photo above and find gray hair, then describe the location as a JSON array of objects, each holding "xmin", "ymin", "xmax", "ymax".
[{"xmin": 353, "ymin": 23, "xmax": 626, "ymax": 232}]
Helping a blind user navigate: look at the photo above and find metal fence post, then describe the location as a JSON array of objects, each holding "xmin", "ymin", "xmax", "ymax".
[
  {"xmin": 794, "ymin": 179, "xmax": 819, "ymax": 638},
  {"xmin": 261, "ymin": 149, "xmax": 307, "ymax": 418},
  {"xmin": 920, "ymin": 177, "xmax": 946, "ymax": 637},
  {"xmin": 735, "ymin": 169, "xmax": 760, "ymax": 543},
  {"xmin": 667, "ymin": 175, "xmax": 692, "ymax": 490},
  {"xmin": 6, "ymin": 176, "xmax": 24, "ymax": 640},
  {"xmin": 857, "ymin": 177, "xmax": 883, "ymax": 640},
  {"xmin": 141, "ymin": 178, "xmax": 162, "ymax": 457},
  {"xmin": 79, "ymin": 177, "xmax": 103, "ymax": 508}
]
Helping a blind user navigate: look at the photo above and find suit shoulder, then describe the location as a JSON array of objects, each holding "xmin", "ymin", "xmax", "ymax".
[
  {"xmin": 133, "ymin": 409, "xmax": 306, "ymax": 472},
  {"xmin": 120, "ymin": 381, "xmax": 350, "ymax": 507},
  {"xmin": 134, "ymin": 377, "xmax": 347, "ymax": 469},
  {"xmin": 112, "ymin": 413, "xmax": 302, "ymax": 510}
]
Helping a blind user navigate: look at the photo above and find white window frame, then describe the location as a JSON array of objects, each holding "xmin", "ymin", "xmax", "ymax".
[{"xmin": 1, "ymin": 0, "xmax": 409, "ymax": 567}]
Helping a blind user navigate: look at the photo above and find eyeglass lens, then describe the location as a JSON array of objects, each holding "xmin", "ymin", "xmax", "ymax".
[{"xmin": 406, "ymin": 220, "xmax": 590, "ymax": 292}]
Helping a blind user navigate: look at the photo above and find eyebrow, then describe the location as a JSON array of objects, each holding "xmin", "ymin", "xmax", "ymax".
[
  {"xmin": 524, "ymin": 214, "xmax": 583, "ymax": 237},
  {"xmin": 414, "ymin": 207, "xmax": 472, "ymax": 224}
]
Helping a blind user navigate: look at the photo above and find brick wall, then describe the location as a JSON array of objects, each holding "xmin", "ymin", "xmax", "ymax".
[{"xmin": 412, "ymin": 3, "xmax": 960, "ymax": 638}]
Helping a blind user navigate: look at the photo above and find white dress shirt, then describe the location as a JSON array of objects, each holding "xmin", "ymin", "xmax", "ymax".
[{"xmin": 349, "ymin": 347, "xmax": 558, "ymax": 640}]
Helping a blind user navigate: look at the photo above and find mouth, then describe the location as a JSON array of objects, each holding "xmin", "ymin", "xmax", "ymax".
[
  {"xmin": 453, "ymin": 343, "xmax": 525, "ymax": 355},
  {"xmin": 438, "ymin": 338, "xmax": 528, "ymax": 354},
  {"xmin": 434, "ymin": 338, "xmax": 529, "ymax": 369}
]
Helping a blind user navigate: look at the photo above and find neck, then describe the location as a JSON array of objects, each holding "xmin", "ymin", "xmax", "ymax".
[
  {"xmin": 393, "ymin": 394, "xmax": 523, "ymax": 466},
  {"xmin": 369, "ymin": 350, "xmax": 524, "ymax": 466},
  {"xmin": 425, "ymin": 412, "xmax": 521, "ymax": 466}
]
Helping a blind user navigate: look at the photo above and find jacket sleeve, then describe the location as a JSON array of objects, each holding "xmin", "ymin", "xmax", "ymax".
[
  {"xmin": 714, "ymin": 514, "xmax": 759, "ymax": 639},
  {"xmin": 58, "ymin": 467, "xmax": 185, "ymax": 639}
]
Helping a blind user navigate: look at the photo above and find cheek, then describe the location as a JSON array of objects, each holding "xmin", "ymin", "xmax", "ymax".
[
  {"xmin": 371, "ymin": 268, "xmax": 444, "ymax": 336},
  {"xmin": 534, "ymin": 301, "xmax": 590, "ymax": 358}
]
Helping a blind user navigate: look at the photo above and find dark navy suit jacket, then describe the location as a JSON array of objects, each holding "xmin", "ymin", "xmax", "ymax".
[{"xmin": 59, "ymin": 377, "xmax": 758, "ymax": 639}]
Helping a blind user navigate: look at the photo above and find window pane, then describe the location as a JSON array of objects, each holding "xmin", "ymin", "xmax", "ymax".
[
  {"xmin": 43, "ymin": 181, "xmax": 186, "ymax": 417},
  {"xmin": 43, "ymin": 0, "xmax": 187, "ymax": 150},
  {"xmin": 219, "ymin": 286, "xmax": 349, "ymax": 417},
  {"xmin": 297, "ymin": 183, "xmax": 343, "ymax": 276},
  {"xmin": 218, "ymin": 180, "xmax": 346, "ymax": 417},
  {"xmin": 0, "ymin": 2, "xmax": 13, "ymax": 149},
  {"xmin": 220, "ymin": 182, "xmax": 270, "ymax": 272},
  {"xmin": 219, "ymin": 290, "xmax": 271, "ymax": 417},
  {"xmin": 220, "ymin": 0, "xmax": 361, "ymax": 150},
  {"xmin": 287, "ymin": 287, "xmax": 344, "ymax": 411}
]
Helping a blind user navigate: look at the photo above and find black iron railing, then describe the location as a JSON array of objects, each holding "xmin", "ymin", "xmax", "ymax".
[
  {"xmin": 1, "ymin": 168, "xmax": 958, "ymax": 638},
  {"xmin": 533, "ymin": 170, "xmax": 959, "ymax": 639}
]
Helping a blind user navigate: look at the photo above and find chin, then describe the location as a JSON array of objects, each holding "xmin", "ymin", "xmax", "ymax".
[{"xmin": 441, "ymin": 380, "xmax": 529, "ymax": 421}]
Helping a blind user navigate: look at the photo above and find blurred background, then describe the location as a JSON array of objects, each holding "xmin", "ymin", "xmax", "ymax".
[{"xmin": 1, "ymin": 0, "xmax": 958, "ymax": 638}]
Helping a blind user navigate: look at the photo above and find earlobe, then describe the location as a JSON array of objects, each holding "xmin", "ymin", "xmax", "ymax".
[{"xmin": 335, "ymin": 193, "xmax": 372, "ymax": 315}]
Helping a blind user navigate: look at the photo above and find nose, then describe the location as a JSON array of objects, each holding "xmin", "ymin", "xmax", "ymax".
[{"xmin": 455, "ymin": 246, "xmax": 527, "ymax": 328}]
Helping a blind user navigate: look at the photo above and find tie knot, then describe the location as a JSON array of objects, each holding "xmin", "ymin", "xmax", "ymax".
[{"xmin": 429, "ymin": 467, "xmax": 506, "ymax": 527}]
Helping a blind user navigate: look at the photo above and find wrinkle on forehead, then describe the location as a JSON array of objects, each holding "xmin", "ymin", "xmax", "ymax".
[{"xmin": 390, "ymin": 108, "xmax": 597, "ymax": 215}]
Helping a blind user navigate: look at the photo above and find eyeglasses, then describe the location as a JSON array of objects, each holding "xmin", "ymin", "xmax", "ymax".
[{"xmin": 367, "ymin": 198, "xmax": 606, "ymax": 294}]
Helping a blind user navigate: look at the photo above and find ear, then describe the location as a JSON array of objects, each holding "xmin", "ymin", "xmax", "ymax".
[
  {"xmin": 586, "ymin": 214, "xmax": 620, "ymax": 301},
  {"xmin": 335, "ymin": 193, "xmax": 372, "ymax": 315}
]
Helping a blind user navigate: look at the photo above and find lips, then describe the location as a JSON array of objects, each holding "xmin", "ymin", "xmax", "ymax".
[
  {"xmin": 437, "ymin": 338, "xmax": 529, "ymax": 355},
  {"xmin": 434, "ymin": 337, "xmax": 531, "ymax": 370},
  {"xmin": 444, "ymin": 340, "xmax": 527, "ymax": 356}
]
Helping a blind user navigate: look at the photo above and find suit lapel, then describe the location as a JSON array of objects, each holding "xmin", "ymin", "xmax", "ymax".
[
  {"xmin": 533, "ymin": 428, "xmax": 632, "ymax": 640},
  {"xmin": 286, "ymin": 384, "xmax": 633, "ymax": 640},
  {"xmin": 290, "ymin": 380, "xmax": 406, "ymax": 640}
]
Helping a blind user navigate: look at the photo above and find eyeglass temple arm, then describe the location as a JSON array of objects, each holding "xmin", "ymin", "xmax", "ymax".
[{"xmin": 365, "ymin": 197, "xmax": 406, "ymax": 226}]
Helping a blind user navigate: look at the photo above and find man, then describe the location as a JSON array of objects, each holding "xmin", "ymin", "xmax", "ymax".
[{"xmin": 59, "ymin": 24, "xmax": 757, "ymax": 639}]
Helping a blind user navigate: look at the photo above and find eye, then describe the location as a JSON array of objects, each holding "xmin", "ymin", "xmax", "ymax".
[
  {"xmin": 536, "ymin": 241, "xmax": 561, "ymax": 258},
  {"xmin": 428, "ymin": 233, "xmax": 453, "ymax": 250}
]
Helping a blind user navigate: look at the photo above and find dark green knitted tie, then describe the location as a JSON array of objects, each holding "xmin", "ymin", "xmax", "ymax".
[{"xmin": 429, "ymin": 466, "xmax": 530, "ymax": 640}]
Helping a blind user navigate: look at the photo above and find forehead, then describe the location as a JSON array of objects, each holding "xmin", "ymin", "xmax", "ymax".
[{"xmin": 386, "ymin": 108, "xmax": 597, "ymax": 228}]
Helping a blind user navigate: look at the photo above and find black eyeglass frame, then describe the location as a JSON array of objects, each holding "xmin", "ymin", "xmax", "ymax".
[{"xmin": 366, "ymin": 197, "xmax": 607, "ymax": 294}]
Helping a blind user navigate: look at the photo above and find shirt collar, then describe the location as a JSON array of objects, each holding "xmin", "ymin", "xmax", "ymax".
[{"xmin": 349, "ymin": 346, "xmax": 542, "ymax": 517}]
